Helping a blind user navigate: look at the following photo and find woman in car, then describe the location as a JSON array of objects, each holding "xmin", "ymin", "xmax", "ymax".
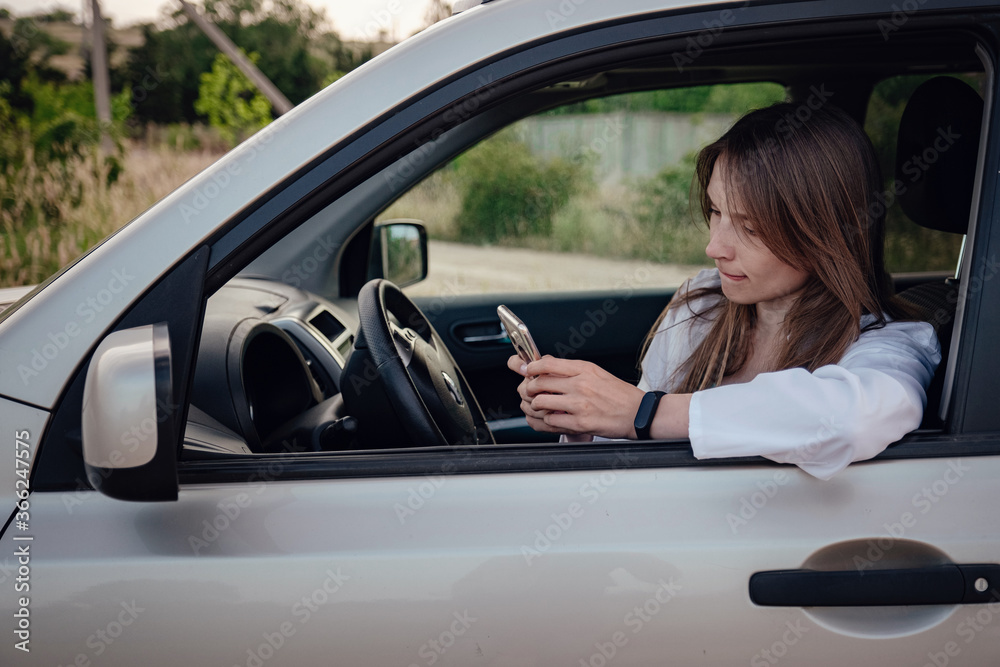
[{"xmin": 507, "ymin": 102, "xmax": 941, "ymax": 480}]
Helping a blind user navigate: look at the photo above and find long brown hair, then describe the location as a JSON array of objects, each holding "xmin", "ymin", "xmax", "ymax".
[{"xmin": 647, "ymin": 102, "xmax": 914, "ymax": 392}]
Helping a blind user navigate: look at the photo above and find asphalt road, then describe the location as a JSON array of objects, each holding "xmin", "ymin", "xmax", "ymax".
[{"xmin": 406, "ymin": 240, "xmax": 707, "ymax": 297}]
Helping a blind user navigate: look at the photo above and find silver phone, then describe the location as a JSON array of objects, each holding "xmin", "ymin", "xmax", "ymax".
[{"xmin": 497, "ymin": 304, "xmax": 541, "ymax": 364}]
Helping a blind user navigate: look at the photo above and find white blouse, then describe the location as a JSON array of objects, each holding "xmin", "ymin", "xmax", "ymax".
[{"xmin": 639, "ymin": 268, "xmax": 942, "ymax": 480}]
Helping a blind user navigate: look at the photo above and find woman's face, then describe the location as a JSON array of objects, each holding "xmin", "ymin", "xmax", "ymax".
[{"xmin": 704, "ymin": 161, "xmax": 810, "ymax": 310}]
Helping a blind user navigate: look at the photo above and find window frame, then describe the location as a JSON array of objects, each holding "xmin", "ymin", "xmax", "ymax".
[{"xmin": 181, "ymin": 16, "xmax": 1000, "ymax": 483}]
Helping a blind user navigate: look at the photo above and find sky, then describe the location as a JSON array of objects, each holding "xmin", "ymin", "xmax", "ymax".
[{"xmin": 7, "ymin": 0, "xmax": 433, "ymax": 41}]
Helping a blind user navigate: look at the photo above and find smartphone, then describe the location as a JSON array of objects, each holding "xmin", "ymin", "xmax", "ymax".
[{"xmin": 497, "ymin": 304, "xmax": 541, "ymax": 364}]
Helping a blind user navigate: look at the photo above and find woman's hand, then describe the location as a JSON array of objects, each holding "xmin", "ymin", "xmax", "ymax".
[{"xmin": 507, "ymin": 354, "xmax": 645, "ymax": 439}]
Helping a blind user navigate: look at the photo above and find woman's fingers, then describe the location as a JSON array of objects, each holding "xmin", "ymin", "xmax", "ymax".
[
  {"xmin": 509, "ymin": 354, "xmax": 548, "ymax": 414},
  {"xmin": 507, "ymin": 354, "xmax": 528, "ymax": 376},
  {"xmin": 529, "ymin": 391, "xmax": 572, "ymax": 413},
  {"xmin": 525, "ymin": 414, "xmax": 558, "ymax": 433},
  {"xmin": 525, "ymin": 373, "xmax": 575, "ymax": 397},
  {"xmin": 516, "ymin": 377, "xmax": 530, "ymax": 401},
  {"xmin": 520, "ymin": 397, "xmax": 550, "ymax": 419},
  {"xmin": 523, "ymin": 355, "xmax": 584, "ymax": 378},
  {"xmin": 510, "ymin": 354, "xmax": 638, "ymax": 436}
]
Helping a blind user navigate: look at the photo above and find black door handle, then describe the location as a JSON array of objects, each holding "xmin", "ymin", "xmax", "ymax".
[{"xmin": 750, "ymin": 564, "xmax": 1000, "ymax": 606}]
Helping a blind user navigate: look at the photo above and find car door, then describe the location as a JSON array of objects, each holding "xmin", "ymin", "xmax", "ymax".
[
  {"xmin": 4, "ymin": 2, "xmax": 1000, "ymax": 665},
  {"xmin": 413, "ymin": 288, "xmax": 672, "ymax": 441}
]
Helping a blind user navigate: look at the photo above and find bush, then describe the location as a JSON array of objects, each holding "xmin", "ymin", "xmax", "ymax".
[
  {"xmin": 20, "ymin": 75, "xmax": 130, "ymax": 168},
  {"xmin": 0, "ymin": 76, "xmax": 131, "ymax": 286},
  {"xmin": 452, "ymin": 131, "xmax": 584, "ymax": 243},
  {"xmin": 628, "ymin": 154, "xmax": 708, "ymax": 265}
]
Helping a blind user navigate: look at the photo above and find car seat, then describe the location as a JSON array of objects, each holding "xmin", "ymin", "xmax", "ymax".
[{"xmin": 893, "ymin": 76, "xmax": 984, "ymax": 428}]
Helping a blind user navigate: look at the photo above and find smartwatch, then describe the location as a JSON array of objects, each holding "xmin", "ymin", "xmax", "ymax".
[{"xmin": 633, "ymin": 390, "xmax": 667, "ymax": 440}]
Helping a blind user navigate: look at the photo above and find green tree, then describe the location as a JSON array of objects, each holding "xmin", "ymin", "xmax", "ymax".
[
  {"xmin": 194, "ymin": 50, "xmax": 272, "ymax": 146},
  {"xmin": 125, "ymin": 0, "xmax": 364, "ymax": 124},
  {"xmin": 0, "ymin": 17, "xmax": 69, "ymax": 112}
]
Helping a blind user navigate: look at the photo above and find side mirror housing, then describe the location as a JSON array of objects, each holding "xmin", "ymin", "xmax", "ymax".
[
  {"xmin": 368, "ymin": 219, "xmax": 428, "ymax": 288},
  {"xmin": 81, "ymin": 323, "xmax": 178, "ymax": 501}
]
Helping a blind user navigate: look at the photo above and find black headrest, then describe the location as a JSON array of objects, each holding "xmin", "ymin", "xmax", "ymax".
[{"xmin": 895, "ymin": 76, "xmax": 983, "ymax": 234}]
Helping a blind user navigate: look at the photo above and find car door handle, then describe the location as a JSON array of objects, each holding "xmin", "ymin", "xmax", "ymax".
[
  {"xmin": 453, "ymin": 321, "xmax": 510, "ymax": 346},
  {"xmin": 462, "ymin": 330, "xmax": 509, "ymax": 344},
  {"xmin": 750, "ymin": 564, "xmax": 1000, "ymax": 607}
]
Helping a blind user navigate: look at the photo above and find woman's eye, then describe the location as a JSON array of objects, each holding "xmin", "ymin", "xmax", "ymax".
[
  {"xmin": 709, "ymin": 207, "xmax": 720, "ymax": 217},
  {"xmin": 743, "ymin": 226, "xmax": 757, "ymax": 236}
]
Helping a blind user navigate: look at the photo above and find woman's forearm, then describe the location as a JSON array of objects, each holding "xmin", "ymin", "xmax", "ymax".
[{"xmin": 647, "ymin": 393, "xmax": 692, "ymax": 440}]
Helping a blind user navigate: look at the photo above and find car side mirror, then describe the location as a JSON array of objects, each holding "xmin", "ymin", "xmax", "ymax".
[
  {"xmin": 81, "ymin": 323, "xmax": 179, "ymax": 501},
  {"xmin": 368, "ymin": 219, "xmax": 428, "ymax": 288}
]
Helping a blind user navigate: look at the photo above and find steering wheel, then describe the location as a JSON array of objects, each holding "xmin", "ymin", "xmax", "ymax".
[{"xmin": 348, "ymin": 279, "xmax": 494, "ymax": 446}]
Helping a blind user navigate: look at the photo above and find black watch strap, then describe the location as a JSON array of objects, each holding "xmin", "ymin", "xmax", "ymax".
[{"xmin": 634, "ymin": 390, "xmax": 667, "ymax": 440}]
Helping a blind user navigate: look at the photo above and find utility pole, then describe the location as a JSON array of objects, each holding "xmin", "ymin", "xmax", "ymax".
[
  {"xmin": 89, "ymin": 0, "xmax": 113, "ymax": 153},
  {"xmin": 177, "ymin": 0, "xmax": 293, "ymax": 116}
]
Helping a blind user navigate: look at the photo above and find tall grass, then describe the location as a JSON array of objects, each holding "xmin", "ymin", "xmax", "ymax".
[{"xmin": 0, "ymin": 140, "xmax": 223, "ymax": 287}]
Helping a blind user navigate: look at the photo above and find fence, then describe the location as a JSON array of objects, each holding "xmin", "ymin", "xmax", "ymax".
[{"xmin": 516, "ymin": 111, "xmax": 735, "ymax": 185}]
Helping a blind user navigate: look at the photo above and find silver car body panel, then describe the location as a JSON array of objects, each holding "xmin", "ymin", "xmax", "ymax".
[
  {"xmin": 0, "ymin": 286, "xmax": 35, "ymax": 314},
  {"xmin": 0, "ymin": 396, "xmax": 49, "ymax": 523},
  {"xmin": 4, "ymin": 456, "xmax": 1000, "ymax": 664}
]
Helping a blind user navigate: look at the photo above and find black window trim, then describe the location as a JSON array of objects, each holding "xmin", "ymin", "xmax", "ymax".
[
  {"xmin": 940, "ymin": 39, "xmax": 998, "ymax": 433},
  {"xmin": 174, "ymin": 432, "xmax": 1000, "ymax": 487}
]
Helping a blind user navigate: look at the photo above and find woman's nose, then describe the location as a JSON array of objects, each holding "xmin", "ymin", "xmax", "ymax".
[{"xmin": 705, "ymin": 224, "xmax": 733, "ymax": 260}]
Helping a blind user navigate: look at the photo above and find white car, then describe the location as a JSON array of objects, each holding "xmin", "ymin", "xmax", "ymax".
[{"xmin": 3, "ymin": 0, "xmax": 1000, "ymax": 664}]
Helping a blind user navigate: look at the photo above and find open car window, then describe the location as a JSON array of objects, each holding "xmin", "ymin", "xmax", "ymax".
[
  {"xmin": 384, "ymin": 82, "xmax": 785, "ymax": 296},
  {"xmin": 183, "ymin": 24, "xmax": 988, "ymax": 463}
]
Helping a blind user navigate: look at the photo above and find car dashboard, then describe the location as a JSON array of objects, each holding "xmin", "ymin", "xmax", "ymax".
[{"xmin": 185, "ymin": 277, "xmax": 363, "ymax": 458}]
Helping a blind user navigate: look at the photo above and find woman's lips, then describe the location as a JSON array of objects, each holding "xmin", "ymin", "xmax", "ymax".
[{"xmin": 721, "ymin": 271, "xmax": 747, "ymax": 282}]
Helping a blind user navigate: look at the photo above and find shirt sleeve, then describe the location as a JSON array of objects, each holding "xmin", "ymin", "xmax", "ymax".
[
  {"xmin": 586, "ymin": 270, "xmax": 718, "ymax": 445},
  {"xmin": 687, "ymin": 319, "xmax": 941, "ymax": 480}
]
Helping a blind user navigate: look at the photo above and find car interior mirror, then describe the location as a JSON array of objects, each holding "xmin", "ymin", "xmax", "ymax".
[
  {"xmin": 368, "ymin": 219, "xmax": 428, "ymax": 288},
  {"xmin": 81, "ymin": 323, "xmax": 179, "ymax": 501}
]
